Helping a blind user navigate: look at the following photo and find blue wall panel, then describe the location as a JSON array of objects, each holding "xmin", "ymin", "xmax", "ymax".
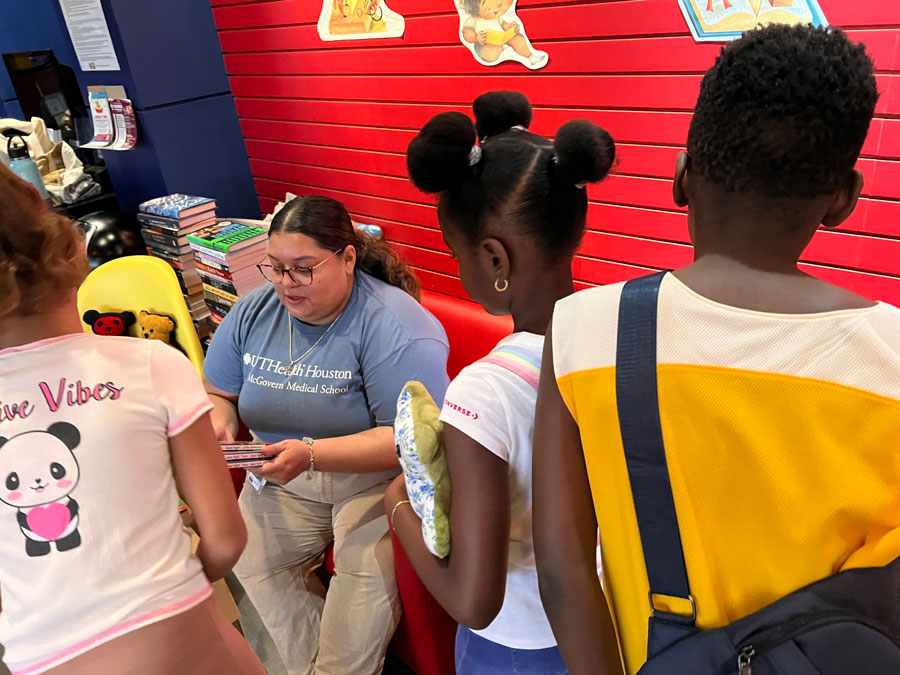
[
  {"xmin": 103, "ymin": 94, "xmax": 258, "ymax": 217},
  {"xmin": 0, "ymin": 0, "xmax": 257, "ymax": 217},
  {"xmin": 106, "ymin": 0, "xmax": 231, "ymax": 109}
]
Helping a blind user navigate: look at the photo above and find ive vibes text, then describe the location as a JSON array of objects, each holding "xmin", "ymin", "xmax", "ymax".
[{"xmin": 0, "ymin": 378, "xmax": 123, "ymax": 423}]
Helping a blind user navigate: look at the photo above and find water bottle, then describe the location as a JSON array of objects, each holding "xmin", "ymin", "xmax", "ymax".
[{"xmin": 7, "ymin": 135, "xmax": 50, "ymax": 200}]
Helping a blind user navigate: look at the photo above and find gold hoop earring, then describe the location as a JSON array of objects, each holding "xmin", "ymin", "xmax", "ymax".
[{"xmin": 494, "ymin": 278, "xmax": 509, "ymax": 293}]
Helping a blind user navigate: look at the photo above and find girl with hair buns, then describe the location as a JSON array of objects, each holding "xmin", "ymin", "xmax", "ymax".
[{"xmin": 386, "ymin": 91, "xmax": 615, "ymax": 674}]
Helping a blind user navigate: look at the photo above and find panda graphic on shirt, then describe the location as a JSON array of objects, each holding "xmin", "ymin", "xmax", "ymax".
[{"xmin": 0, "ymin": 422, "xmax": 82, "ymax": 557}]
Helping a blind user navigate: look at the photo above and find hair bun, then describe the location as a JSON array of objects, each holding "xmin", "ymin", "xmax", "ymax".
[
  {"xmin": 473, "ymin": 91, "xmax": 533, "ymax": 141},
  {"xmin": 553, "ymin": 120, "xmax": 616, "ymax": 187},
  {"xmin": 407, "ymin": 112, "xmax": 477, "ymax": 194}
]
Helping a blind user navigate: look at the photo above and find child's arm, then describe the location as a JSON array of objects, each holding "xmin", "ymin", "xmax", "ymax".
[
  {"xmin": 532, "ymin": 329, "xmax": 623, "ymax": 674},
  {"xmin": 462, "ymin": 15, "xmax": 486, "ymax": 45},
  {"xmin": 385, "ymin": 423, "xmax": 511, "ymax": 629},
  {"xmin": 170, "ymin": 412, "xmax": 247, "ymax": 582}
]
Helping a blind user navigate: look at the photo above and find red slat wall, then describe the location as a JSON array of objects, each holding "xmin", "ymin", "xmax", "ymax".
[{"xmin": 210, "ymin": 0, "xmax": 900, "ymax": 305}]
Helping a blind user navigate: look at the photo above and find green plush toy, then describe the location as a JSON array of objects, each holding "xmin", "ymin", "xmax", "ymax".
[{"xmin": 394, "ymin": 381, "xmax": 452, "ymax": 558}]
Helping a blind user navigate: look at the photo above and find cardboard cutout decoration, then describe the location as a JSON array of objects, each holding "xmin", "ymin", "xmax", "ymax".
[
  {"xmin": 318, "ymin": 0, "xmax": 405, "ymax": 41},
  {"xmin": 457, "ymin": 0, "xmax": 548, "ymax": 70},
  {"xmin": 679, "ymin": 0, "xmax": 827, "ymax": 42}
]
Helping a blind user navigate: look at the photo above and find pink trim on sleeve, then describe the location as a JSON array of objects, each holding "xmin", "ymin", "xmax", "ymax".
[
  {"xmin": 12, "ymin": 585, "xmax": 212, "ymax": 675},
  {"xmin": 167, "ymin": 400, "xmax": 214, "ymax": 437}
]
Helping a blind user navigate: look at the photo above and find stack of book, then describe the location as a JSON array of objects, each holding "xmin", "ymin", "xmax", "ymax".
[
  {"xmin": 186, "ymin": 220, "xmax": 268, "ymax": 327},
  {"xmin": 137, "ymin": 194, "xmax": 218, "ymax": 336}
]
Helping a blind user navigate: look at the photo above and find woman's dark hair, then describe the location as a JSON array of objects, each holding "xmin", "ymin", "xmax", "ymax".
[
  {"xmin": 687, "ymin": 24, "xmax": 878, "ymax": 198},
  {"xmin": 270, "ymin": 195, "xmax": 421, "ymax": 300},
  {"xmin": 406, "ymin": 91, "xmax": 615, "ymax": 259}
]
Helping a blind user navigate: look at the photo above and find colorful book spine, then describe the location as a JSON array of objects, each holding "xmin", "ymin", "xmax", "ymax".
[
  {"xmin": 138, "ymin": 194, "xmax": 215, "ymax": 219},
  {"xmin": 195, "ymin": 260, "xmax": 234, "ymax": 280},
  {"xmin": 187, "ymin": 222, "xmax": 266, "ymax": 253},
  {"xmin": 146, "ymin": 247, "xmax": 192, "ymax": 264},
  {"xmin": 203, "ymin": 283, "xmax": 239, "ymax": 304},
  {"xmin": 192, "ymin": 246, "xmax": 229, "ymax": 263},
  {"xmin": 204, "ymin": 295, "xmax": 234, "ymax": 315},
  {"xmin": 206, "ymin": 299, "xmax": 233, "ymax": 318},
  {"xmin": 141, "ymin": 228, "xmax": 182, "ymax": 248},
  {"xmin": 199, "ymin": 273, "xmax": 238, "ymax": 297},
  {"xmin": 145, "ymin": 240, "xmax": 190, "ymax": 258},
  {"xmin": 136, "ymin": 213, "xmax": 182, "ymax": 232}
]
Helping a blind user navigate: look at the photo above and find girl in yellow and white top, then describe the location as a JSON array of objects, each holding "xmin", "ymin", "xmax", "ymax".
[{"xmin": 532, "ymin": 25, "xmax": 900, "ymax": 675}]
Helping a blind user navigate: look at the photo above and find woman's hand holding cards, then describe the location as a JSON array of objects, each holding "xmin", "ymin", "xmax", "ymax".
[{"xmin": 257, "ymin": 439, "xmax": 312, "ymax": 485}]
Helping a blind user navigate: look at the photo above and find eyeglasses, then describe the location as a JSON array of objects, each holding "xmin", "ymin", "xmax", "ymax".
[{"xmin": 257, "ymin": 248, "xmax": 343, "ymax": 286}]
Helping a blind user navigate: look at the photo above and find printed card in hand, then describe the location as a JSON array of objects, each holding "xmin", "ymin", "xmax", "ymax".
[{"xmin": 221, "ymin": 442, "xmax": 268, "ymax": 469}]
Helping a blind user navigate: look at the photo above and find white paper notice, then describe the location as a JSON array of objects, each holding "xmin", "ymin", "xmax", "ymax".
[{"xmin": 59, "ymin": 0, "xmax": 121, "ymax": 72}]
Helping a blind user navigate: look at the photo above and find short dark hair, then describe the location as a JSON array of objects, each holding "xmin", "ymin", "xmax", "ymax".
[
  {"xmin": 687, "ymin": 24, "xmax": 878, "ymax": 199},
  {"xmin": 407, "ymin": 91, "xmax": 616, "ymax": 258}
]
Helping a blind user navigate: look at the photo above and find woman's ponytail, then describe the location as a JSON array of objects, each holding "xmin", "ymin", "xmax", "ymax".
[{"xmin": 353, "ymin": 231, "xmax": 422, "ymax": 301}]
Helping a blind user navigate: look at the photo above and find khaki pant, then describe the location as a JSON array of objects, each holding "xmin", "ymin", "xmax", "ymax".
[{"xmin": 234, "ymin": 470, "xmax": 401, "ymax": 675}]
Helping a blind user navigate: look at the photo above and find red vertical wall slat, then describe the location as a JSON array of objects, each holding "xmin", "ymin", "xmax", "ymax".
[{"xmin": 210, "ymin": 0, "xmax": 900, "ymax": 304}]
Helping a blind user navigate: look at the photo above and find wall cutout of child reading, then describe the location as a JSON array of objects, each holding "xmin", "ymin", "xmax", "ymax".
[
  {"xmin": 386, "ymin": 91, "xmax": 615, "ymax": 674},
  {"xmin": 457, "ymin": 0, "xmax": 548, "ymax": 69}
]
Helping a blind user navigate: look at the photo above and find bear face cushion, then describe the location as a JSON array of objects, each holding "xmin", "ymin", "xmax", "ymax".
[
  {"xmin": 394, "ymin": 380, "xmax": 450, "ymax": 558},
  {"xmin": 137, "ymin": 311, "xmax": 176, "ymax": 344}
]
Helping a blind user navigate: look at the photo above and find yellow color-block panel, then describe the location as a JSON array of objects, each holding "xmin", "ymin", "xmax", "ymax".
[{"xmin": 558, "ymin": 364, "xmax": 900, "ymax": 675}]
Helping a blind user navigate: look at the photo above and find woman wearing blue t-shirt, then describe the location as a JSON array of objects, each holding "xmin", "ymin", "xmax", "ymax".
[{"xmin": 203, "ymin": 195, "xmax": 450, "ymax": 675}]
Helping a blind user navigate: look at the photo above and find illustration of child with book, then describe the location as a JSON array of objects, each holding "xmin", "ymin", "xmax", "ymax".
[
  {"xmin": 679, "ymin": 0, "xmax": 827, "ymax": 42},
  {"xmin": 318, "ymin": 0, "xmax": 405, "ymax": 41},
  {"xmin": 458, "ymin": 0, "xmax": 548, "ymax": 70}
]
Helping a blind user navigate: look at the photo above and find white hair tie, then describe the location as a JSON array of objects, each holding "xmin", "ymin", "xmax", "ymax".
[
  {"xmin": 552, "ymin": 154, "xmax": 586, "ymax": 188},
  {"xmin": 468, "ymin": 145, "xmax": 482, "ymax": 166}
]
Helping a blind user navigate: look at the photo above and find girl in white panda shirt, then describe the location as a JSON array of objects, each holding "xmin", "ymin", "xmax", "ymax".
[{"xmin": 0, "ymin": 164, "xmax": 264, "ymax": 675}]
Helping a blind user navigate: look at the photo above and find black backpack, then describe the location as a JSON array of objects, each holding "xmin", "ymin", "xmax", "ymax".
[{"xmin": 615, "ymin": 272, "xmax": 900, "ymax": 674}]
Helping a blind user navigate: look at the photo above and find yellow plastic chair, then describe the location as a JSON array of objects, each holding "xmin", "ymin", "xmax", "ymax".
[{"xmin": 77, "ymin": 255, "xmax": 205, "ymax": 373}]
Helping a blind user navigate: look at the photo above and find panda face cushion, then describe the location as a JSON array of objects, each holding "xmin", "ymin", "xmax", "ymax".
[{"xmin": 394, "ymin": 381, "xmax": 451, "ymax": 558}]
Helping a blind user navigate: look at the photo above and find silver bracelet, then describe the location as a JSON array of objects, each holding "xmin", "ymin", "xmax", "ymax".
[{"xmin": 301, "ymin": 436, "xmax": 315, "ymax": 479}]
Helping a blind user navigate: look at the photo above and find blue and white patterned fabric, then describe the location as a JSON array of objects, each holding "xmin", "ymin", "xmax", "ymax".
[{"xmin": 394, "ymin": 381, "xmax": 449, "ymax": 558}]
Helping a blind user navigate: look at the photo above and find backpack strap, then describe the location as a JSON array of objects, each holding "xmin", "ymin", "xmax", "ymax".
[
  {"xmin": 616, "ymin": 272, "xmax": 698, "ymax": 653},
  {"xmin": 478, "ymin": 342, "xmax": 541, "ymax": 391}
]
